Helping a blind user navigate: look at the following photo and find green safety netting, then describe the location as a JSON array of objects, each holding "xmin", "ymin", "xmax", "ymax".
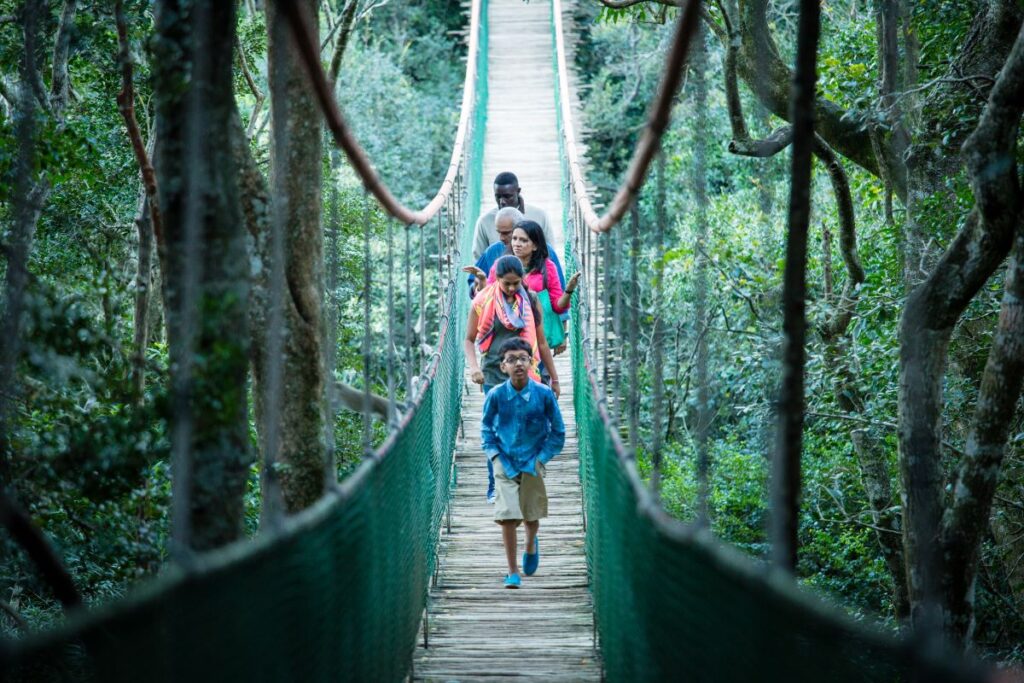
[
  {"xmin": 4, "ymin": 328, "xmax": 462, "ymax": 682},
  {"xmin": 1, "ymin": 2, "xmax": 488, "ymax": 680},
  {"xmin": 565, "ymin": 304, "xmax": 984, "ymax": 682}
]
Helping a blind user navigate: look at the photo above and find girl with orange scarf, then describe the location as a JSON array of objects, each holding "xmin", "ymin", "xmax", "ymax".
[{"xmin": 465, "ymin": 255, "xmax": 561, "ymax": 397}]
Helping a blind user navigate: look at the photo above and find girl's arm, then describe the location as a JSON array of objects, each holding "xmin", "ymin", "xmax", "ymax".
[{"xmin": 464, "ymin": 308, "xmax": 484, "ymax": 384}]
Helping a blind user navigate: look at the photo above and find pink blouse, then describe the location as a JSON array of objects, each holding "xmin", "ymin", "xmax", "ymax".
[{"xmin": 487, "ymin": 258, "xmax": 568, "ymax": 313}]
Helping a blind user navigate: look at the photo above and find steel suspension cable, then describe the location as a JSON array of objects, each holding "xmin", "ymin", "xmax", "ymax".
[
  {"xmin": 627, "ymin": 204, "xmax": 641, "ymax": 452},
  {"xmin": 650, "ymin": 151, "xmax": 667, "ymax": 495},
  {"xmin": 692, "ymin": 25, "xmax": 712, "ymax": 528}
]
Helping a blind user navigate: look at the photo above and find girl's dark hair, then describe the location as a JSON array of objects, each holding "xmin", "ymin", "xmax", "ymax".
[
  {"xmin": 494, "ymin": 254, "xmax": 525, "ymax": 278},
  {"xmin": 513, "ymin": 220, "xmax": 548, "ymax": 274}
]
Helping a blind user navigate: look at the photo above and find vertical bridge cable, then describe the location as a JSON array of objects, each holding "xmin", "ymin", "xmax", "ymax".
[
  {"xmin": 405, "ymin": 226, "xmax": 413, "ymax": 395},
  {"xmin": 771, "ymin": 0, "xmax": 822, "ymax": 574},
  {"xmin": 437, "ymin": 212, "xmax": 445, "ymax": 319},
  {"xmin": 386, "ymin": 217, "xmax": 397, "ymax": 428},
  {"xmin": 628, "ymin": 203, "xmax": 641, "ymax": 453},
  {"xmin": 601, "ymin": 234, "xmax": 611, "ymax": 399},
  {"xmin": 363, "ymin": 191, "xmax": 373, "ymax": 455},
  {"xmin": 692, "ymin": 25, "xmax": 711, "ymax": 527},
  {"xmin": 610, "ymin": 232, "xmax": 618, "ymax": 409},
  {"xmin": 419, "ymin": 227, "xmax": 426, "ymax": 373},
  {"xmin": 650, "ymin": 151, "xmax": 666, "ymax": 495}
]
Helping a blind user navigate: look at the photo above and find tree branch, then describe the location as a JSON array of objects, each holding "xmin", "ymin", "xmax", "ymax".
[
  {"xmin": 899, "ymin": 19, "xmax": 1024, "ymax": 644},
  {"xmin": 328, "ymin": 0, "xmax": 359, "ymax": 87},
  {"xmin": 49, "ymin": 0, "xmax": 78, "ymax": 118},
  {"xmin": 734, "ymin": 0, "xmax": 896, "ymax": 196},
  {"xmin": 235, "ymin": 35, "xmax": 265, "ymax": 138},
  {"xmin": 115, "ymin": 0, "xmax": 164, "ymax": 251},
  {"xmin": 0, "ymin": 489, "xmax": 82, "ymax": 611}
]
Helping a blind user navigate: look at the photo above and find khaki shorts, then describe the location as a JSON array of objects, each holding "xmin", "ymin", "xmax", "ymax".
[{"xmin": 493, "ymin": 459, "xmax": 548, "ymax": 523}]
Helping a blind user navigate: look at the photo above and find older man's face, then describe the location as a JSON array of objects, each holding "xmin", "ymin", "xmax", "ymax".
[{"xmin": 496, "ymin": 218, "xmax": 515, "ymax": 246}]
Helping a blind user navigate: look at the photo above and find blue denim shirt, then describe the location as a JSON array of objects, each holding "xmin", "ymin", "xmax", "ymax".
[{"xmin": 481, "ymin": 379, "xmax": 566, "ymax": 477}]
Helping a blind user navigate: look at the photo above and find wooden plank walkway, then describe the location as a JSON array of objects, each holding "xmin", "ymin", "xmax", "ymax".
[{"xmin": 412, "ymin": 0, "xmax": 601, "ymax": 680}]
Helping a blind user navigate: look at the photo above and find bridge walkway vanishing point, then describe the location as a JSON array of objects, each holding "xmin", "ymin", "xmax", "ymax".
[{"xmin": 413, "ymin": 0, "xmax": 601, "ymax": 680}]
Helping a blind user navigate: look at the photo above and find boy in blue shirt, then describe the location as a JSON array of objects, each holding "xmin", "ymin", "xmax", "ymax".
[{"xmin": 481, "ymin": 338, "xmax": 566, "ymax": 588}]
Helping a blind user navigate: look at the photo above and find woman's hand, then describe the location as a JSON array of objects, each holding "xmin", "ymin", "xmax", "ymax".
[
  {"xmin": 565, "ymin": 272, "xmax": 582, "ymax": 293},
  {"xmin": 550, "ymin": 378, "xmax": 561, "ymax": 399},
  {"xmin": 470, "ymin": 369, "xmax": 485, "ymax": 385},
  {"xmin": 462, "ymin": 265, "xmax": 486, "ymax": 282},
  {"xmin": 553, "ymin": 343, "xmax": 567, "ymax": 356}
]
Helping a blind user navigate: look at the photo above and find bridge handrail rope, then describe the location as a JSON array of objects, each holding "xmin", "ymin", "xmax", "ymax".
[
  {"xmin": 552, "ymin": 0, "xmax": 700, "ymax": 234},
  {"xmin": 280, "ymin": 0, "xmax": 481, "ymax": 227},
  {"xmin": 550, "ymin": 0, "xmax": 982, "ymax": 680},
  {"xmin": 2, "ymin": 1, "xmax": 488, "ymax": 680}
]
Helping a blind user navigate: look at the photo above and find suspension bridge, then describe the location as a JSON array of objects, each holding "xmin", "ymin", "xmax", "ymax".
[{"xmin": 1, "ymin": 0, "xmax": 985, "ymax": 681}]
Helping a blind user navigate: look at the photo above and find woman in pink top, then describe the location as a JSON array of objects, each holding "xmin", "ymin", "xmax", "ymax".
[
  {"xmin": 477, "ymin": 220, "xmax": 581, "ymax": 305},
  {"xmin": 481, "ymin": 220, "xmax": 580, "ymax": 361}
]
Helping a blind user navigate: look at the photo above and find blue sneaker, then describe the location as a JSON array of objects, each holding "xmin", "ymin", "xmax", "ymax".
[
  {"xmin": 523, "ymin": 538, "xmax": 539, "ymax": 576},
  {"xmin": 504, "ymin": 572, "xmax": 521, "ymax": 589}
]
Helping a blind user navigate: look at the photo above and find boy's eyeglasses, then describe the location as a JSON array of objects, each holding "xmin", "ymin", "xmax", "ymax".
[{"xmin": 504, "ymin": 357, "xmax": 531, "ymax": 366}]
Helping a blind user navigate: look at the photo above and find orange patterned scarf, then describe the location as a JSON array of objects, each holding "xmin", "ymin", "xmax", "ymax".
[{"xmin": 473, "ymin": 283, "xmax": 541, "ymax": 380}]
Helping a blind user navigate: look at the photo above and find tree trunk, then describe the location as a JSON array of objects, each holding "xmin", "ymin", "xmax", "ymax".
[
  {"xmin": 266, "ymin": 0, "xmax": 328, "ymax": 513},
  {"xmin": 940, "ymin": 223, "xmax": 1024, "ymax": 645},
  {"xmin": 898, "ymin": 21, "xmax": 1024, "ymax": 646},
  {"xmin": 770, "ymin": 0, "xmax": 820, "ymax": 574},
  {"xmin": 131, "ymin": 188, "xmax": 154, "ymax": 400},
  {"xmin": 154, "ymin": 0, "xmax": 252, "ymax": 552}
]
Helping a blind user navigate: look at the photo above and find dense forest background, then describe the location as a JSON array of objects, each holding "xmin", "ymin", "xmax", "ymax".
[{"xmin": 0, "ymin": 0, "xmax": 1022, "ymax": 668}]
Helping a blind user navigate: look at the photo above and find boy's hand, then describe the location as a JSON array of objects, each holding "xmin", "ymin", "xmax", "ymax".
[{"xmin": 471, "ymin": 369, "xmax": 485, "ymax": 385}]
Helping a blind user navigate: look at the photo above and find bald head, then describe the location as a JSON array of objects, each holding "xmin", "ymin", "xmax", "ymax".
[{"xmin": 495, "ymin": 207, "xmax": 523, "ymax": 247}]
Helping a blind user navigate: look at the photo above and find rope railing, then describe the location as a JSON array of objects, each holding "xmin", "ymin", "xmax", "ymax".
[
  {"xmin": 552, "ymin": 0, "xmax": 700, "ymax": 233},
  {"xmin": 551, "ymin": 1, "xmax": 983, "ymax": 680},
  {"xmin": 280, "ymin": 0, "xmax": 481, "ymax": 227}
]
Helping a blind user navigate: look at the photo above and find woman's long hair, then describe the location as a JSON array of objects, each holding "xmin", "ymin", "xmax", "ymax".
[{"xmin": 514, "ymin": 220, "xmax": 549, "ymax": 274}]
